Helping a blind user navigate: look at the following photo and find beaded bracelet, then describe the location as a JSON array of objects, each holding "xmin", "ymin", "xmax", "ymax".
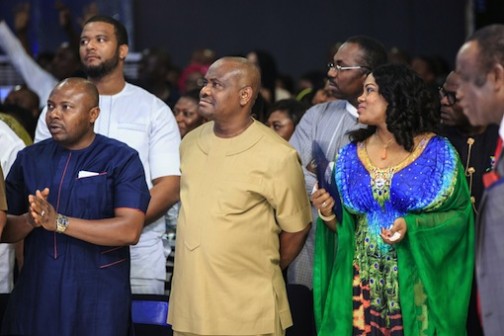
[{"xmin": 318, "ymin": 209, "xmax": 336, "ymax": 221}]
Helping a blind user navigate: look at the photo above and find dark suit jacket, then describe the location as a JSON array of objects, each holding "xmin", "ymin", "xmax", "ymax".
[{"xmin": 477, "ymin": 146, "xmax": 504, "ymax": 335}]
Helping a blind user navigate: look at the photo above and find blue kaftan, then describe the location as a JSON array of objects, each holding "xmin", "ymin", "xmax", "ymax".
[{"xmin": 2, "ymin": 134, "xmax": 150, "ymax": 336}]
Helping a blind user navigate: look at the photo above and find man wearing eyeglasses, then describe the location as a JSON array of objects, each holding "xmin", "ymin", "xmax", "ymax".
[
  {"xmin": 438, "ymin": 70, "xmax": 498, "ymax": 336},
  {"xmin": 287, "ymin": 35, "xmax": 387, "ymax": 335}
]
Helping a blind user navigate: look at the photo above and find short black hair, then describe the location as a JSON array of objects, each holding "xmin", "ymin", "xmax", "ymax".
[
  {"xmin": 84, "ymin": 15, "xmax": 129, "ymax": 46},
  {"xmin": 267, "ymin": 99, "xmax": 307, "ymax": 126},
  {"xmin": 345, "ymin": 35, "xmax": 388, "ymax": 71},
  {"xmin": 181, "ymin": 89, "xmax": 201, "ymax": 103}
]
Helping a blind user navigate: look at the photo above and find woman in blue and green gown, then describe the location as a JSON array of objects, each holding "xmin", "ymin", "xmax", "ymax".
[{"xmin": 312, "ymin": 64, "xmax": 474, "ymax": 336}]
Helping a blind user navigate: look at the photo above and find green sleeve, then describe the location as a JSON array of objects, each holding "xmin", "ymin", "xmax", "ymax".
[
  {"xmin": 313, "ymin": 207, "xmax": 355, "ymax": 335},
  {"xmin": 397, "ymin": 163, "xmax": 475, "ymax": 336}
]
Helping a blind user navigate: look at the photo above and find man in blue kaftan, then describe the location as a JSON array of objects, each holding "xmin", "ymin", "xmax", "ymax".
[{"xmin": 1, "ymin": 78, "xmax": 150, "ymax": 336}]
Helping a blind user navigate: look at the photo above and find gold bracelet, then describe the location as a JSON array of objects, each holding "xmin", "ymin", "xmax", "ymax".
[{"xmin": 318, "ymin": 209, "xmax": 336, "ymax": 221}]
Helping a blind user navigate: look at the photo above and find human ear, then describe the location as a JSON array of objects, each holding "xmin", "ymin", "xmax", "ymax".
[
  {"xmin": 89, "ymin": 106, "xmax": 100, "ymax": 123},
  {"xmin": 119, "ymin": 45, "xmax": 129, "ymax": 61},
  {"xmin": 492, "ymin": 63, "xmax": 504, "ymax": 91},
  {"xmin": 239, "ymin": 86, "xmax": 253, "ymax": 106}
]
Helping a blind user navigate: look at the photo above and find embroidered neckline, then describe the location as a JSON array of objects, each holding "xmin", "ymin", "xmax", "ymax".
[{"xmin": 357, "ymin": 133, "xmax": 434, "ymax": 207}]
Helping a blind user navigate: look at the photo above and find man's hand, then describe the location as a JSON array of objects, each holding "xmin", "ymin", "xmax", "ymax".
[{"xmin": 28, "ymin": 188, "xmax": 57, "ymax": 231}]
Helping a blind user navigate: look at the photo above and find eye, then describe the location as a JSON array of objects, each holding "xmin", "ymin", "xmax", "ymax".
[
  {"xmin": 62, "ymin": 104, "xmax": 71, "ymax": 110},
  {"xmin": 47, "ymin": 103, "xmax": 54, "ymax": 110},
  {"xmin": 79, "ymin": 38, "xmax": 88, "ymax": 46},
  {"xmin": 365, "ymin": 86, "xmax": 375, "ymax": 93},
  {"xmin": 97, "ymin": 36, "xmax": 106, "ymax": 43}
]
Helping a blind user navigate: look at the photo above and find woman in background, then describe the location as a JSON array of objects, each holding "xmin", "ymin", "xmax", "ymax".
[
  {"xmin": 174, "ymin": 89, "xmax": 206, "ymax": 138},
  {"xmin": 266, "ymin": 99, "xmax": 307, "ymax": 141}
]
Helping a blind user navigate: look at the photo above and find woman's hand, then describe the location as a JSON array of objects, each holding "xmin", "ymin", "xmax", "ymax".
[
  {"xmin": 311, "ymin": 187, "xmax": 335, "ymax": 217},
  {"xmin": 380, "ymin": 217, "xmax": 407, "ymax": 245}
]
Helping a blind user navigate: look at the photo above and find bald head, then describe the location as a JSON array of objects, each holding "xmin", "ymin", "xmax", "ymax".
[
  {"xmin": 199, "ymin": 57, "xmax": 262, "ymax": 133},
  {"xmin": 46, "ymin": 77, "xmax": 100, "ymax": 150},
  {"xmin": 213, "ymin": 57, "xmax": 261, "ymax": 101},
  {"xmin": 51, "ymin": 77, "xmax": 99, "ymax": 109}
]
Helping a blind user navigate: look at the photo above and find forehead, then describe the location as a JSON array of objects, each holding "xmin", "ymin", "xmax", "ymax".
[
  {"xmin": 443, "ymin": 73, "xmax": 460, "ymax": 90},
  {"xmin": 206, "ymin": 61, "xmax": 239, "ymax": 81},
  {"xmin": 49, "ymin": 84, "xmax": 86, "ymax": 102},
  {"xmin": 269, "ymin": 110, "xmax": 290, "ymax": 119},
  {"xmin": 364, "ymin": 73, "xmax": 376, "ymax": 85},
  {"xmin": 334, "ymin": 42, "xmax": 364, "ymax": 64},
  {"xmin": 176, "ymin": 96, "xmax": 198, "ymax": 107},
  {"xmin": 456, "ymin": 41, "xmax": 480, "ymax": 76},
  {"xmin": 81, "ymin": 21, "xmax": 115, "ymax": 37}
]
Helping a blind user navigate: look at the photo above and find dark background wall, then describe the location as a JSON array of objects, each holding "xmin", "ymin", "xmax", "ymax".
[
  {"xmin": 2, "ymin": 0, "xmax": 503, "ymax": 81},
  {"xmin": 133, "ymin": 0, "xmax": 469, "ymax": 79}
]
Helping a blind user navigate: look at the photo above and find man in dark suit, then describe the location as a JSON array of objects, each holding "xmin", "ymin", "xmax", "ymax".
[{"xmin": 456, "ymin": 24, "xmax": 504, "ymax": 335}]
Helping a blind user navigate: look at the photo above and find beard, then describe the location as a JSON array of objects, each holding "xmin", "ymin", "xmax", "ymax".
[{"xmin": 83, "ymin": 48, "xmax": 120, "ymax": 79}]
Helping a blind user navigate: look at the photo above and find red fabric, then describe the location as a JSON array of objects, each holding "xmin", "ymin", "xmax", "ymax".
[
  {"xmin": 495, "ymin": 137, "xmax": 503, "ymax": 161},
  {"xmin": 483, "ymin": 137, "xmax": 503, "ymax": 188}
]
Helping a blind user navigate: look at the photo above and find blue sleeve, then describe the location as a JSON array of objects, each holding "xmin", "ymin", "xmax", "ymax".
[
  {"xmin": 113, "ymin": 150, "xmax": 151, "ymax": 213},
  {"xmin": 5, "ymin": 151, "xmax": 28, "ymax": 215}
]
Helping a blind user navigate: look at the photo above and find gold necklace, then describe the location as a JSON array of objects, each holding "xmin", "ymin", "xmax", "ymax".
[{"xmin": 375, "ymin": 135, "xmax": 394, "ymax": 160}]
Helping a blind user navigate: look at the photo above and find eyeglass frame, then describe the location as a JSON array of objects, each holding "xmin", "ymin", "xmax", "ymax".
[
  {"xmin": 438, "ymin": 86, "xmax": 458, "ymax": 106},
  {"xmin": 327, "ymin": 62, "xmax": 371, "ymax": 73}
]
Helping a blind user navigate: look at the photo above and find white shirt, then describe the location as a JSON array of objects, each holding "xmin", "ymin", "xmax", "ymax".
[
  {"xmin": 0, "ymin": 21, "xmax": 57, "ymax": 107},
  {"xmin": 0, "ymin": 120, "xmax": 26, "ymax": 293}
]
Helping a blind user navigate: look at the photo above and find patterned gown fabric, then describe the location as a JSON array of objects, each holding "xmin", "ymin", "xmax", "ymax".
[{"xmin": 314, "ymin": 135, "xmax": 474, "ymax": 336}]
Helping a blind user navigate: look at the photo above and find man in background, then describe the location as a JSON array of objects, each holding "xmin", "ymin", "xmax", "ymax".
[
  {"xmin": 455, "ymin": 24, "xmax": 504, "ymax": 335},
  {"xmin": 36, "ymin": 15, "xmax": 181, "ymax": 295}
]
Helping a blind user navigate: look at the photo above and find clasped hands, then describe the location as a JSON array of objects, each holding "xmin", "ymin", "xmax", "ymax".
[
  {"xmin": 311, "ymin": 185, "xmax": 407, "ymax": 244},
  {"xmin": 28, "ymin": 188, "xmax": 57, "ymax": 232}
]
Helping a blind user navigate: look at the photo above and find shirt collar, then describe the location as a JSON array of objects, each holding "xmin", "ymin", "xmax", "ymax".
[
  {"xmin": 345, "ymin": 101, "xmax": 358, "ymax": 119},
  {"xmin": 500, "ymin": 116, "xmax": 504, "ymax": 141}
]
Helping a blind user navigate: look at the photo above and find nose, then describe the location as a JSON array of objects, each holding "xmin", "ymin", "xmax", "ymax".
[
  {"xmin": 327, "ymin": 67, "xmax": 337, "ymax": 79},
  {"xmin": 200, "ymin": 85, "xmax": 210, "ymax": 98},
  {"xmin": 439, "ymin": 94, "xmax": 449, "ymax": 106},
  {"xmin": 47, "ymin": 106, "xmax": 61, "ymax": 120},
  {"xmin": 357, "ymin": 92, "xmax": 365, "ymax": 102}
]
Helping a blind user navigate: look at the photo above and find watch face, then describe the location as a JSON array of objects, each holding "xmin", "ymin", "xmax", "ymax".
[{"xmin": 57, "ymin": 214, "xmax": 68, "ymax": 233}]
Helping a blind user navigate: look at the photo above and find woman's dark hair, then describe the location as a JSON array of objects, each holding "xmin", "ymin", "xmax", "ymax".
[
  {"xmin": 349, "ymin": 63, "xmax": 440, "ymax": 152},
  {"xmin": 180, "ymin": 88, "xmax": 200, "ymax": 103},
  {"xmin": 267, "ymin": 99, "xmax": 308, "ymax": 126}
]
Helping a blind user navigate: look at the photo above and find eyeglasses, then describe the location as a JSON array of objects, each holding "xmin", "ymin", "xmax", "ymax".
[
  {"xmin": 438, "ymin": 87, "xmax": 458, "ymax": 106},
  {"xmin": 327, "ymin": 62, "xmax": 370, "ymax": 73}
]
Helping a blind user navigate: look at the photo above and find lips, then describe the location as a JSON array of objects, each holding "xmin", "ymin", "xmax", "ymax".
[
  {"xmin": 84, "ymin": 54, "xmax": 100, "ymax": 63},
  {"xmin": 48, "ymin": 123, "xmax": 64, "ymax": 133},
  {"xmin": 199, "ymin": 99, "xmax": 212, "ymax": 107}
]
